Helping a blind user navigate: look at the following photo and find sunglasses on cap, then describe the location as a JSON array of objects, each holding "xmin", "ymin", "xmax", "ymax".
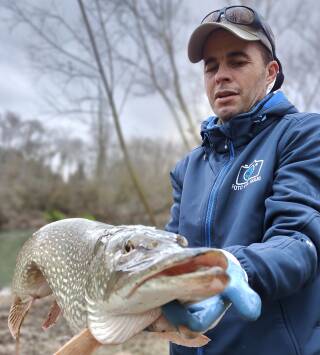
[{"xmin": 201, "ymin": 5, "xmax": 275, "ymax": 57}]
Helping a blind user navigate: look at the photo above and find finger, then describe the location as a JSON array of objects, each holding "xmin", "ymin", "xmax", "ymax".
[
  {"xmin": 162, "ymin": 300, "xmax": 212, "ymax": 332},
  {"xmin": 162, "ymin": 300, "xmax": 195, "ymax": 328},
  {"xmin": 224, "ymin": 281, "xmax": 261, "ymax": 320},
  {"xmin": 187, "ymin": 295, "xmax": 221, "ymax": 313},
  {"xmin": 162, "ymin": 297, "xmax": 230, "ymax": 333},
  {"xmin": 188, "ymin": 296, "xmax": 230, "ymax": 331}
]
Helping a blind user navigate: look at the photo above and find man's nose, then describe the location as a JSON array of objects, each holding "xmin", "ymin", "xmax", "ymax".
[{"xmin": 215, "ymin": 63, "xmax": 232, "ymax": 84}]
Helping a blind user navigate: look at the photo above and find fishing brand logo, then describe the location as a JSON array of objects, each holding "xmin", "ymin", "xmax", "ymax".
[{"xmin": 232, "ymin": 160, "xmax": 264, "ymax": 191}]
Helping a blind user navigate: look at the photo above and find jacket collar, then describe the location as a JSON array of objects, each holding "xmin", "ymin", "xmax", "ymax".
[{"xmin": 201, "ymin": 91, "xmax": 298, "ymax": 153}]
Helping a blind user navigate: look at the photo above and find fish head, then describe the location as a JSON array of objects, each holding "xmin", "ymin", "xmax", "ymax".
[{"xmin": 86, "ymin": 225, "xmax": 229, "ymax": 313}]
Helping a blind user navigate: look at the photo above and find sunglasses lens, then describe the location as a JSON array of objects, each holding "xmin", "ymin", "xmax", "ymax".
[
  {"xmin": 225, "ymin": 7, "xmax": 255, "ymax": 25},
  {"xmin": 202, "ymin": 10, "xmax": 221, "ymax": 24}
]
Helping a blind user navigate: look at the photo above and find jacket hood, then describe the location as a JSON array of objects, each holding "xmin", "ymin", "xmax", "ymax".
[{"xmin": 201, "ymin": 91, "xmax": 298, "ymax": 153}]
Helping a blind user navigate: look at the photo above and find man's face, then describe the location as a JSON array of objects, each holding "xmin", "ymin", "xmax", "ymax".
[{"xmin": 203, "ymin": 30, "xmax": 278, "ymax": 122}]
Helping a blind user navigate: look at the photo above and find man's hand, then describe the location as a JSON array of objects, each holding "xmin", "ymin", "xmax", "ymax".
[{"xmin": 161, "ymin": 250, "xmax": 261, "ymax": 333}]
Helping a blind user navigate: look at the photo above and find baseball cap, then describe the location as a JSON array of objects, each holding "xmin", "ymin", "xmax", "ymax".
[{"xmin": 188, "ymin": 6, "xmax": 284, "ymax": 91}]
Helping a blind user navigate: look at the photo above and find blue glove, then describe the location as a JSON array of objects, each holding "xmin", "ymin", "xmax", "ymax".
[{"xmin": 162, "ymin": 250, "xmax": 261, "ymax": 333}]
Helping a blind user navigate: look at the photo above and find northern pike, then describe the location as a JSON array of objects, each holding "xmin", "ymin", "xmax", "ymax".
[{"xmin": 8, "ymin": 218, "xmax": 229, "ymax": 354}]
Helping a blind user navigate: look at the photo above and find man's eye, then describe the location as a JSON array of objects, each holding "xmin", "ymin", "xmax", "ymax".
[
  {"xmin": 230, "ymin": 61, "xmax": 246, "ymax": 67},
  {"xmin": 205, "ymin": 65, "xmax": 218, "ymax": 73}
]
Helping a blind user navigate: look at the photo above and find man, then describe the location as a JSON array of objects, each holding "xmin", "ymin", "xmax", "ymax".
[{"xmin": 162, "ymin": 5, "xmax": 320, "ymax": 355}]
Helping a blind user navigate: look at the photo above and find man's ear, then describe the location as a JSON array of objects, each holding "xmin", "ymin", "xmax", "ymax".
[{"xmin": 266, "ymin": 60, "xmax": 279, "ymax": 86}]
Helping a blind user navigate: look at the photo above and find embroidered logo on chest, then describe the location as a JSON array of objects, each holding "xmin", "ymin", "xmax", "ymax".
[{"xmin": 232, "ymin": 160, "xmax": 264, "ymax": 191}]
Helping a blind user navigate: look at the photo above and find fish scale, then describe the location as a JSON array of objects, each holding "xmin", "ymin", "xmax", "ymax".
[
  {"xmin": 12, "ymin": 219, "xmax": 108, "ymax": 332},
  {"xmin": 9, "ymin": 218, "xmax": 230, "ymax": 354}
]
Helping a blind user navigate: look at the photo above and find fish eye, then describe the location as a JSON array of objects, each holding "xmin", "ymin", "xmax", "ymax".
[{"xmin": 124, "ymin": 240, "xmax": 135, "ymax": 253}]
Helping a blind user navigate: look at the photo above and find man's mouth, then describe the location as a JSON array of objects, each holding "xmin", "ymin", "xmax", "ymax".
[{"xmin": 214, "ymin": 90, "xmax": 239, "ymax": 102}]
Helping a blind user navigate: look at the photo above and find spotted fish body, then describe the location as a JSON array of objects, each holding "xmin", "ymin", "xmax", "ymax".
[
  {"xmin": 9, "ymin": 218, "xmax": 229, "ymax": 352},
  {"xmin": 12, "ymin": 219, "xmax": 110, "ymax": 332}
]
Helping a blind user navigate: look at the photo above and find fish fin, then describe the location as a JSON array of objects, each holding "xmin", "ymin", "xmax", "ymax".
[
  {"xmin": 8, "ymin": 296, "xmax": 34, "ymax": 339},
  {"xmin": 147, "ymin": 314, "xmax": 176, "ymax": 332},
  {"xmin": 148, "ymin": 331, "xmax": 210, "ymax": 347},
  {"xmin": 178, "ymin": 325, "xmax": 202, "ymax": 339},
  {"xmin": 42, "ymin": 299, "xmax": 61, "ymax": 330},
  {"xmin": 88, "ymin": 308, "xmax": 161, "ymax": 344},
  {"xmin": 15, "ymin": 336, "xmax": 20, "ymax": 355},
  {"xmin": 54, "ymin": 328, "xmax": 101, "ymax": 355},
  {"xmin": 147, "ymin": 316, "xmax": 210, "ymax": 347}
]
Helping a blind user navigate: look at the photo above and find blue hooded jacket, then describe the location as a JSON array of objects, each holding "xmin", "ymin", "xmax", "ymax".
[{"xmin": 166, "ymin": 92, "xmax": 320, "ymax": 355}]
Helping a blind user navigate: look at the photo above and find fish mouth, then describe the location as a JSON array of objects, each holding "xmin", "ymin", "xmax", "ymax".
[
  {"xmin": 157, "ymin": 251, "xmax": 227, "ymax": 276},
  {"xmin": 128, "ymin": 249, "xmax": 228, "ymax": 297}
]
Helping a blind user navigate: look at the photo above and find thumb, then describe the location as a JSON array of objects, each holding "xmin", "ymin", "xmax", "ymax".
[
  {"xmin": 224, "ymin": 280, "xmax": 261, "ymax": 320},
  {"xmin": 187, "ymin": 295, "xmax": 231, "ymax": 331}
]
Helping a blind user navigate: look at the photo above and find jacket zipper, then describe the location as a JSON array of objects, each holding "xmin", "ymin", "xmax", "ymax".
[
  {"xmin": 279, "ymin": 302, "xmax": 301, "ymax": 355},
  {"xmin": 198, "ymin": 139, "xmax": 235, "ymax": 355},
  {"xmin": 204, "ymin": 140, "xmax": 235, "ymax": 248}
]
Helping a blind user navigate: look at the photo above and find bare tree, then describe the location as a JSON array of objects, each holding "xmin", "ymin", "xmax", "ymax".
[
  {"xmin": 114, "ymin": 0, "xmax": 201, "ymax": 149},
  {"xmin": 223, "ymin": 0, "xmax": 320, "ymax": 111},
  {"xmin": 77, "ymin": 0, "xmax": 157, "ymax": 225},
  {"xmin": 0, "ymin": 112, "xmax": 52, "ymax": 162},
  {"xmin": 92, "ymin": 84, "xmax": 109, "ymax": 183},
  {"xmin": 2, "ymin": 1, "xmax": 157, "ymax": 225}
]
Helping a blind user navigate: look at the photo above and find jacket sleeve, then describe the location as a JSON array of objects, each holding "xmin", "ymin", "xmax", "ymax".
[
  {"xmin": 225, "ymin": 114, "xmax": 320, "ymax": 301},
  {"xmin": 165, "ymin": 164, "xmax": 183, "ymax": 234}
]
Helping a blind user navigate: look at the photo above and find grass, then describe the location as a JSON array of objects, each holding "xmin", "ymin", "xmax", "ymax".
[{"xmin": 0, "ymin": 229, "xmax": 34, "ymax": 287}]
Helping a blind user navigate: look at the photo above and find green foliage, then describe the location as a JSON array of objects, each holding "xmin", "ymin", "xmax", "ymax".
[
  {"xmin": 0, "ymin": 229, "xmax": 33, "ymax": 287},
  {"xmin": 44, "ymin": 210, "xmax": 66, "ymax": 223},
  {"xmin": 80, "ymin": 213, "xmax": 95, "ymax": 220}
]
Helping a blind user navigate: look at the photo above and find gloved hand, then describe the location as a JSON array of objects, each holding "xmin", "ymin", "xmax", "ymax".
[{"xmin": 162, "ymin": 250, "xmax": 261, "ymax": 333}]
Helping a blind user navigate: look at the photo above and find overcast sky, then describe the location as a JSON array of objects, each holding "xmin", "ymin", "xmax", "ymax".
[{"xmin": 0, "ymin": 0, "xmax": 267, "ymax": 141}]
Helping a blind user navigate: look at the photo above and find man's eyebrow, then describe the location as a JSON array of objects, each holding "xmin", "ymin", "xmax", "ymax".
[
  {"xmin": 227, "ymin": 51, "xmax": 250, "ymax": 60},
  {"xmin": 204, "ymin": 51, "xmax": 250, "ymax": 66}
]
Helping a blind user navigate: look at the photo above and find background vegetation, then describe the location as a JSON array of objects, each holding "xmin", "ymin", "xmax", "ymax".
[{"xmin": 0, "ymin": 0, "xmax": 319, "ymax": 288}]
